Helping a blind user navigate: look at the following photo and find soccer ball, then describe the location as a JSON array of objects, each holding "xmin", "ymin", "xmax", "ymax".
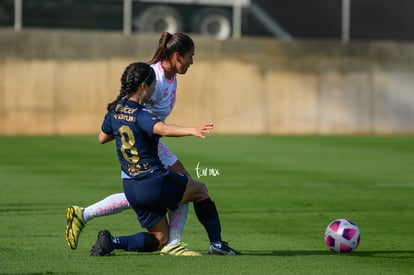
[{"xmin": 324, "ymin": 218, "xmax": 360, "ymax": 253}]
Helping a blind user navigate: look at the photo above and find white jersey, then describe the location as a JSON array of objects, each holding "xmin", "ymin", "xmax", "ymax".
[
  {"xmin": 145, "ymin": 61, "xmax": 177, "ymax": 122},
  {"xmin": 145, "ymin": 61, "xmax": 178, "ymax": 168}
]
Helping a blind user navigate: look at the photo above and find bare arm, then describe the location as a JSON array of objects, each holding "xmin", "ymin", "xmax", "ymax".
[
  {"xmin": 153, "ymin": 122, "xmax": 214, "ymax": 139},
  {"xmin": 98, "ymin": 130, "xmax": 115, "ymax": 144}
]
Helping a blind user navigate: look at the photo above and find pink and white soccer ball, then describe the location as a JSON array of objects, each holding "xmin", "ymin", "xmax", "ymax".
[{"xmin": 324, "ymin": 218, "xmax": 360, "ymax": 253}]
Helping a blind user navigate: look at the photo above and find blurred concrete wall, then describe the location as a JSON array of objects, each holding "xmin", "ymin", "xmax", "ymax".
[{"xmin": 0, "ymin": 29, "xmax": 413, "ymax": 135}]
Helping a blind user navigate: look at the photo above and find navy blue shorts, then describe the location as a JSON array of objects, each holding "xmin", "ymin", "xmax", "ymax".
[{"xmin": 123, "ymin": 170, "xmax": 188, "ymax": 229}]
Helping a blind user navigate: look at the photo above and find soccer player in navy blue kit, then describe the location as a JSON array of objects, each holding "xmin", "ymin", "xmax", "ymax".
[
  {"xmin": 67, "ymin": 32, "xmax": 207, "ymax": 256},
  {"xmin": 90, "ymin": 62, "xmax": 240, "ymax": 256}
]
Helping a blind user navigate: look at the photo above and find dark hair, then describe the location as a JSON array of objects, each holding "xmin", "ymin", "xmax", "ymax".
[
  {"xmin": 147, "ymin": 32, "xmax": 194, "ymax": 64},
  {"xmin": 107, "ymin": 62, "xmax": 155, "ymax": 112}
]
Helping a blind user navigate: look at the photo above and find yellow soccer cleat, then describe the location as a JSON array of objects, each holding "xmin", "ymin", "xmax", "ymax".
[
  {"xmin": 160, "ymin": 242, "xmax": 202, "ymax": 256},
  {"xmin": 65, "ymin": 206, "xmax": 85, "ymax": 249}
]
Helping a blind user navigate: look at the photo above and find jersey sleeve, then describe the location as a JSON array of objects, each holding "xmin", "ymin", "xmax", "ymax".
[
  {"xmin": 137, "ymin": 108, "xmax": 161, "ymax": 137},
  {"xmin": 101, "ymin": 112, "xmax": 114, "ymax": 135}
]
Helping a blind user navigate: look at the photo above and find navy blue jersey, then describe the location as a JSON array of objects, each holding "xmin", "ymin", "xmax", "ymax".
[{"xmin": 101, "ymin": 100, "xmax": 165, "ymax": 179}]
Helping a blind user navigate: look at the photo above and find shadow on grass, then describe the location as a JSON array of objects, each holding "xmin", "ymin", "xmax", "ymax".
[
  {"xmin": 241, "ymin": 250, "xmax": 414, "ymax": 258},
  {"xmin": 0, "ymin": 202, "xmax": 65, "ymax": 213},
  {"xmin": 66, "ymin": 250, "xmax": 414, "ymax": 259},
  {"xmin": 106, "ymin": 250, "xmax": 414, "ymax": 260}
]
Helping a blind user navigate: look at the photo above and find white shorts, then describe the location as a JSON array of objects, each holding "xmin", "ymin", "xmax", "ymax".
[{"xmin": 158, "ymin": 140, "xmax": 178, "ymax": 168}]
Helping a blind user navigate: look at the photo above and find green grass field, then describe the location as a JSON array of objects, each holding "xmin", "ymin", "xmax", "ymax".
[{"xmin": 1, "ymin": 135, "xmax": 413, "ymax": 274}]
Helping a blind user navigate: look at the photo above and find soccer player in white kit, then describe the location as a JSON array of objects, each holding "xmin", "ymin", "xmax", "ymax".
[{"xmin": 66, "ymin": 32, "xmax": 201, "ymax": 256}]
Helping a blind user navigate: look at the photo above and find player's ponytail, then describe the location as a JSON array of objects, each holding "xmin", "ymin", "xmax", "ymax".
[
  {"xmin": 147, "ymin": 32, "xmax": 194, "ymax": 64},
  {"xmin": 106, "ymin": 62, "xmax": 155, "ymax": 112}
]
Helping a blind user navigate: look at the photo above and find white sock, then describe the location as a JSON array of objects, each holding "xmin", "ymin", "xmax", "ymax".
[
  {"xmin": 166, "ymin": 203, "xmax": 189, "ymax": 246},
  {"xmin": 82, "ymin": 193, "xmax": 130, "ymax": 223}
]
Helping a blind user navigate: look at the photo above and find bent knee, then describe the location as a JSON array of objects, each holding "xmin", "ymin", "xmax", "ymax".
[
  {"xmin": 190, "ymin": 180, "xmax": 209, "ymax": 201},
  {"xmin": 198, "ymin": 182, "xmax": 208, "ymax": 197}
]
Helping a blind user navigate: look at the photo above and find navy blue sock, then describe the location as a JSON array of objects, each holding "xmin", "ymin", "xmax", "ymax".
[
  {"xmin": 113, "ymin": 232, "xmax": 159, "ymax": 252},
  {"xmin": 193, "ymin": 198, "xmax": 222, "ymax": 243}
]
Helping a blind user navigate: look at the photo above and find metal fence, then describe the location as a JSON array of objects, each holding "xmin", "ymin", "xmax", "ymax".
[{"xmin": 1, "ymin": 0, "xmax": 413, "ymax": 41}]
